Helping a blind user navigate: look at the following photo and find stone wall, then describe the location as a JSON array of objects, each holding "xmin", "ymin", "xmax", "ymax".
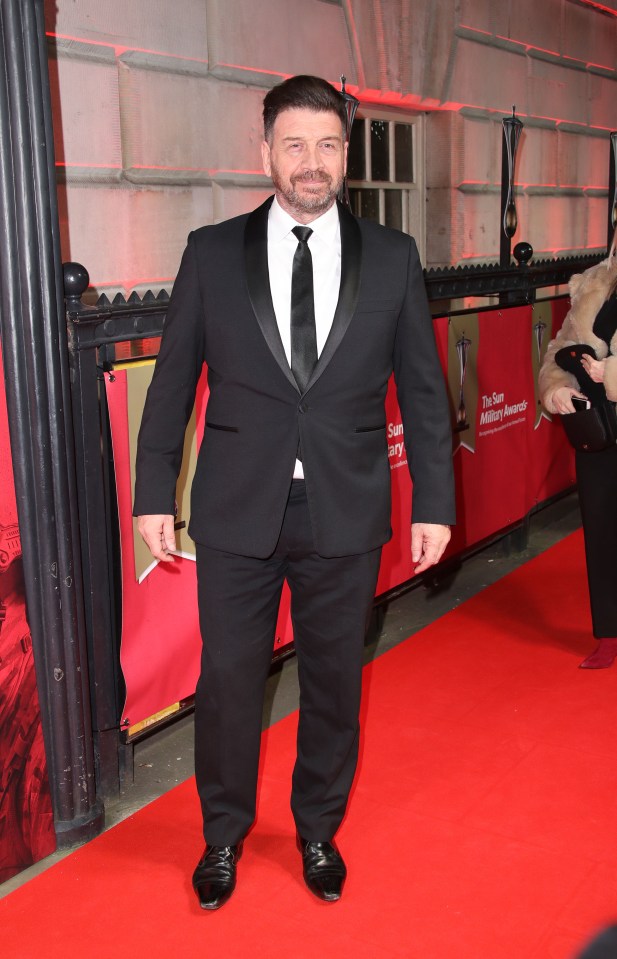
[{"xmin": 46, "ymin": 0, "xmax": 617, "ymax": 293}]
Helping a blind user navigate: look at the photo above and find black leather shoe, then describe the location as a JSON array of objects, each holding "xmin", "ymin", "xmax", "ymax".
[
  {"xmin": 192, "ymin": 843, "xmax": 243, "ymax": 910},
  {"xmin": 297, "ymin": 834, "xmax": 346, "ymax": 902}
]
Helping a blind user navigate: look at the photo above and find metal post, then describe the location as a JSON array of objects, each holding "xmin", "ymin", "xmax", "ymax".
[
  {"xmin": 500, "ymin": 107, "xmax": 524, "ymax": 267},
  {"xmin": 0, "ymin": 0, "xmax": 103, "ymax": 845},
  {"xmin": 65, "ymin": 264, "xmax": 123, "ymax": 802},
  {"xmin": 608, "ymin": 131, "xmax": 617, "ymax": 251}
]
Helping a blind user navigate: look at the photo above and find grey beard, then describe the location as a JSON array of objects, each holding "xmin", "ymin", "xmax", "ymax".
[
  {"xmin": 276, "ymin": 172, "xmax": 343, "ymax": 215},
  {"xmin": 285, "ymin": 186, "xmax": 338, "ymax": 214}
]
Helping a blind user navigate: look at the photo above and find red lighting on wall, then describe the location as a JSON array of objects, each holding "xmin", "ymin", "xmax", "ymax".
[
  {"xmin": 461, "ymin": 20, "xmax": 615, "ymax": 70},
  {"xmin": 495, "ymin": 33, "xmax": 563, "ymax": 59},
  {"xmin": 572, "ymin": 0, "xmax": 617, "ymax": 16},
  {"xmin": 458, "ymin": 179, "xmax": 609, "ymax": 192},
  {"xmin": 128, "ymin": 165, "xmax": 265, "ymax": 175},
  {"xmin": 46, "ymin": 29, "xmax": 615, "ymax": 128},
  {"xmin": 56, "ymin": 162, "xmax": 122, "ymax": 170},
  {"xmin": 47, "ymin": 22, "xmax": 613, "ymax": 291},
  {"xmin": 212, "ymin": 61, "xmax": 288, "ymax": 80},
  {"xmin": 47, "ymin": 31, "xmax": 209, "ymax": 65}
]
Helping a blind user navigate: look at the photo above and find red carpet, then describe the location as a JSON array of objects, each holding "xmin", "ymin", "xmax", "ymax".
[{"xmin": 2, "ymin": 529, "xmax": 617, "ymax": 958}]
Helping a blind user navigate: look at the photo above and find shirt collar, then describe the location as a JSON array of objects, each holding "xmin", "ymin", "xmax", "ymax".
[{"xmin": 269, "ymin": 196, "xmax": 340, "ymax": 247}]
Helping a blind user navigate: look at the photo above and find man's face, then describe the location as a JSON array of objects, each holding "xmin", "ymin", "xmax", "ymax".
[{"xmin": 261, "ymin": 107, "xmax": 347, "ymax": 222}]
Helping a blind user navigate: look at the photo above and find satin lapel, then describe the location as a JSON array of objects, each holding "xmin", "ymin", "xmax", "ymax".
[
  {"xmin": 244, "ymin": 196, "xmax": 299, "ymax": 393},
  {"xmin": 305, "ymin": 201, "xmax": 362, "ymax": 392}
]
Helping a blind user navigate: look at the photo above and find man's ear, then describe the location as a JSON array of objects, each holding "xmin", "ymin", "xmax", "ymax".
[
  {"xmin": 343, "ymin": 139, "xmax": 349, "ymax": 175},
  {"xmin": 261, "ymin": 140, "xmax": 272, "ymax": 177}
]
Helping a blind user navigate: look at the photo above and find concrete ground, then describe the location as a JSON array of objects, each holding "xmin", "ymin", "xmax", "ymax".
[{"xmin": 0, "ymin": 489, "xmax": 583, "ymax": 898}]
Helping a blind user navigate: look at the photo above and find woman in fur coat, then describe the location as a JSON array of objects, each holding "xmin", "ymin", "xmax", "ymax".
[{"xmin": 538, "ymin": 233, "xmax": 617, "ymax": 668}]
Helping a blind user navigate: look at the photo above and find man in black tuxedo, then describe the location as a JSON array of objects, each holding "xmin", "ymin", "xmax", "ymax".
[{"xmin": 134, "ymin": 75, "xmax": 455, "ymax": 909}]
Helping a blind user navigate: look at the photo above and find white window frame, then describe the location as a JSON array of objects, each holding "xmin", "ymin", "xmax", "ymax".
[{"xmin": 347, "ymin": 108, "xmax": 426, "ymax": 263}]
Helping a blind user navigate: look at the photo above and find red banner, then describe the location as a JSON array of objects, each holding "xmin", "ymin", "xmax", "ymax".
[
  {"xmin": 108, "ymin": 299, "xmax": 575, "ymax": 729},
  {"xmin": 0, "ymin": 345, "xmax": 55, "ymax": 882}
]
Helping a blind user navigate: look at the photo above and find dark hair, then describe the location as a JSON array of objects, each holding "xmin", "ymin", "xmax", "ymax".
[{"xmin": 263, "ymin": 75, "xmax": 348, "ymax": 143}]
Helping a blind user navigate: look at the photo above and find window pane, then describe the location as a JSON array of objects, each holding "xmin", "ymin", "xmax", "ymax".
[
  {"xmin": 394, "ymin": 124, "xmax": 413, "ymax": 183},
  {"xmin": 359, "ymin": 188, "xmax": 381, "ymax": 223},
  {"xmin": 347, "ymin": 119, "xmax": 365, "ymax": 180},
  {"xmin": 370, "ymin": 120, "xmax": 389, "ymax": 181},
  {"xmin": 384, "ymin": 190, "xmax": 403, "ymax": 231}
]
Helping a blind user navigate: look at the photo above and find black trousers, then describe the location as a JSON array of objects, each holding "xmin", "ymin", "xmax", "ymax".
[
  {"xmin": 576, "ymin": 444, "xmax": 617, "ymax": 638},
  {"xmin": 194, "ymin": 480, "xmax": 382, "ymax": 846}
]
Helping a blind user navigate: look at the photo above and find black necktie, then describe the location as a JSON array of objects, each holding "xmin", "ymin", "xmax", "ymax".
[{"xmin": 290, "ymin": 226, "xmax": 317, "ymax": 393}]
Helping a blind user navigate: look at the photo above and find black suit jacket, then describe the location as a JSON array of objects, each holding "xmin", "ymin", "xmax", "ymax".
[{"xmin": 134, "ymin": 197, "xmax": 455, "ymax": 558}]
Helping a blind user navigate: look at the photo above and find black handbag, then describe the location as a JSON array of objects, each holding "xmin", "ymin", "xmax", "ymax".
[{"xmin": 560, "ymin": 401, "xmax": 617, "ymax": 452}]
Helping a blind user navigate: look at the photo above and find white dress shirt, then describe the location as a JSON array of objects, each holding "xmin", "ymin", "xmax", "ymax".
[{"xmin": 267, "ymin": 197, "xmax": 342, "ymax": 478}]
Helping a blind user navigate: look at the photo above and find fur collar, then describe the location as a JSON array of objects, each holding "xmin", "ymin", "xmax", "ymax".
[{"xmin": 566, "ymin": 254, "xmax": 617, "ymax": 359}]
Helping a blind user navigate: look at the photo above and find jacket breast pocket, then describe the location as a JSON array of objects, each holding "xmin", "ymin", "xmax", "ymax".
[
  {"xmin": 354, "ymin": 424, "xmax": 386, "ymax": 433},
  {"xmin": 354, "ymin": 300, "xmax": 398, "ymax": 314},
  {"xmin": 206, "ymin": 422, "xmax": 239, "ymax": 433}
]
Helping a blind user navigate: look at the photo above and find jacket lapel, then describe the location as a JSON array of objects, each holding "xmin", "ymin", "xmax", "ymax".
[
  {"xmin": 304, "ymin": 200, "xmax": 362, "ymax": 392},
  {"xmin": 244, "ymin": 196, "xmax": 299, "ymax": 393},
  {"xmin": 244, "ymin": 196, "xmax": 362, "ymax": 396}
]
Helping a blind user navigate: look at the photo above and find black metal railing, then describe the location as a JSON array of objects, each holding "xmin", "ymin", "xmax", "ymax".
[
  {"xmin": 63, "ymin": 243, "xmax": 604, "ymax": 793},
  {"xmin": 424, "ymin": 248, "xmax": 603, "ymax": 303}
]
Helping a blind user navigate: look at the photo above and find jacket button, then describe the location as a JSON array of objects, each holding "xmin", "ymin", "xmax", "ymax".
[{"xmin": 298, "ymin": 403, "xmax": 309, "ymax": 414}]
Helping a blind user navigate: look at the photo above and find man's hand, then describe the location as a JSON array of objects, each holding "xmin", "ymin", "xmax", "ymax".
[
  {"xmin": 136, "ymin": 514, "xmax": 176, "ymax": 563},
  {"xmin": 411, "ymin": 522, "xmax": 451, "ymax": 574}
]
